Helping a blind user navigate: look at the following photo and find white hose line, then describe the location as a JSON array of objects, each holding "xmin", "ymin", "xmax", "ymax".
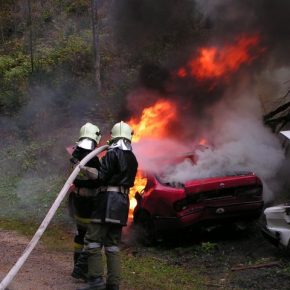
[{"xmin": 0, "ymin": 144, "xmax": 108, "ymax": 290}]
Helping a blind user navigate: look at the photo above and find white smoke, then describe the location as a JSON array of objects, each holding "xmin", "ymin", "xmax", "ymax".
[
  {"xmin": 133, "ymin": 138, "xmax": 189, "ymax": 173},
  {"xmin": 134, "ymin": 82, "xmax": 285, "ymax": 203}
]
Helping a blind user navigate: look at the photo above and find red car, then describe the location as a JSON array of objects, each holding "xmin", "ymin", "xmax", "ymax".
[{"xmin": 133, "ymin": 156, "xmax": 264, "ymax": 243}]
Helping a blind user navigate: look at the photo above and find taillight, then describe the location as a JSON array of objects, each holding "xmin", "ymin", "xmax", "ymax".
[{"xmin": 236, "ymin": 186, "xmax": 262, "ymax": 197}]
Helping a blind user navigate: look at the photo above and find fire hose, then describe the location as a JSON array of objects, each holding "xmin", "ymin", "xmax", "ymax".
[{"xmin": 0, "ymin": 144, "xmax": 108, "ymax": 290}]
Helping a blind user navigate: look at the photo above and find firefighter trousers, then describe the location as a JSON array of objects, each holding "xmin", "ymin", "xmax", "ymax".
[{"xmin": 84, "ymin": 222, "xmax": 122, "ymax": 285}]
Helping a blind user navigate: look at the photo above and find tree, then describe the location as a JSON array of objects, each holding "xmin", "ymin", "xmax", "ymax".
[
  {"xmin": 26, "ymin": 0, "xmax": 34, "ymax": 72},
  {"xmin": 91, "ymin": 0, "xmax": 101, "ymax": 91}
]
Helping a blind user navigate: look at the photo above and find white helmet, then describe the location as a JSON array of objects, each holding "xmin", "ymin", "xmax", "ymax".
[
  {"xmin": 111, "ymin": 121, "xmax": 133, "ymax": 142},
  {"xmin": 79, "ymin": 122, "xmax": 101, "ymax": 145}
]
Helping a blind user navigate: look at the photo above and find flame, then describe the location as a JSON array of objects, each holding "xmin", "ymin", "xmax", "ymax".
[
  {"xmin": 198, "ymin": 138, "xmax": 207, "ymax": 146},
  {"xmin": 128, "ymin": 99, "xmax": 177, "ymax": 142},
  {"xmin": 178, "ymin": 34, "xmax": 265, "ymax": 80},
  {"xmin": 127, "ymin": 99, "xmax": 177, "ymax": 215},
  {"xmin": 126, "ymin": 34, "xmax": 265, "ymax": 216},
  {"xmin": 128, "ymin": 171, "xmax": 147, "ymax": 217}
]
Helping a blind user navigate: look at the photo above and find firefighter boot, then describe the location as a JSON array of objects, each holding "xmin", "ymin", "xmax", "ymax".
[
  {"xmin": 74, "ymin": 252, "xmax": 81, "ymax": 264},
  {"xmin": 77, "ymin": 277, "xmax": 106, "ymax": 290},
  {"xmin": 71, "ymin": 251, "xmax": 88, "ymax": 281}
]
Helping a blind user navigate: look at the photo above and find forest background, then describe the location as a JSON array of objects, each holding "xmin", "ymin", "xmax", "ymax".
[
  {"xmin": 2, "ymin": 2, "xmax": 290, "ymax": 290},
  {"xmin": 0, "ymin": 0, "xmax": 208, "ymax": 223},
  {"xmin": 1, "ymin": 0, "xmax": 290, "ymax": 224}
]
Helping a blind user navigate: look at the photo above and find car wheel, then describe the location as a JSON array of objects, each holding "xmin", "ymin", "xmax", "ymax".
[{"xmin": 134, "ymin": 211, "xmax": 156, "ymax": 246}]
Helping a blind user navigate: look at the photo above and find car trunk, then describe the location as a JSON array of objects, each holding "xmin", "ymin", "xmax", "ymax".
[
  {"xmin": 178, "ymin": 173, "xmax": 263, "ymax": 224},
  {"xmin": 184, "ymin": 173, "xmax": 259, "ymax": 195}
]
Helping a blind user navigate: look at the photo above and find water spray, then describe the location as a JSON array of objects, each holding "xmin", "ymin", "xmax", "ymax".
[{"xmin": 0, "ymin": 144, "xmax": 108, "ymax": 290}]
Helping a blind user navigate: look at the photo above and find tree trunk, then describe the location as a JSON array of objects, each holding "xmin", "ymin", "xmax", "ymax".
[
  {"xmin": 0, "ymin": 0, "xmax": 5, "ymax": 45},
  {"xmin": 0, "ymin": 21, "xmax": 4, "ymax": 46},
  {"xmin": 27, "ymin": 0, "xmax": 34, "ymax": 72},
  {"xmin": 91, "ymin": 0, "xmax": 101, "ymax": 92}
]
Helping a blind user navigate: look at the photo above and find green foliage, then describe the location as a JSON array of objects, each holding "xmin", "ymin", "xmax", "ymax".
[
  {"xmin": 122, "ymin": 254, "xmax": 204, "ymax": 290},
  {"xmin": 0, "ymin": 53, "xmax": 30, "ymax": 81},
  {"xmin": 278, "ymin": 262, "xmax": 290, "ymax": 276},
  {"xmin": 0, "ymin": 139, "xmax": 68, "ymax": 220},
  {"xmin": 36, "ymin": 34, "xmax": 93, "ymax": 75},
  {"xmin": 0, "ymin": 33, "xmax": 93, "ymax": 113},
  {"xmin": 63, "ymin": 0, "xmax": 90, "ymax": 15},
  {"xmin": 200, "ymin": 242, "xmax": 218, "ymax": 254},
  {"xmin": 42, "ymin": 9, "xmax": 54, "ymax": 23},
  {"xmin": 0, "ymin": 88, "xmax": 24, "ymax": 114},
  {"xmin": 0, "ymin": 0, "xmax": 23, "ymax": 40},
  {"xmin": 0, "ymin": 53, "xmax": 30, "ymax": 113},
  {"xmin": 0, "ymin": 170, "xmax": 68, "ymax": 223},
  {"xmin": 0, "ymin": 218, "xmax": 73, "ymax": 251},
  {"xmin": 0, "ymin": 140, "xmax": 54, "ymax": 172}
]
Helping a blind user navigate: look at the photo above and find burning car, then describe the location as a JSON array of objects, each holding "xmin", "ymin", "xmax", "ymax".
[{"xmin": 132, "ymin": 152, "xmax": 264, "ymax": 244}]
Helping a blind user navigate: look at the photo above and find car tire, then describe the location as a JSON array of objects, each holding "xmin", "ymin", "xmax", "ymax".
[{"xmin": 134, "ymin": 210, "xmax": 156, "ymax": 246}]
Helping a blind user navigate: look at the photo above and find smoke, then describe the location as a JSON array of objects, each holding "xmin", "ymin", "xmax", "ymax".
[
  {"xmin": 114, "ymin": 1, "xmax": 290, "ymax": 202},
  {"xmin": 112, "ymin": 0, "xmax": 199, "ymax": 51},
  {"xmin": 0, "ymin": 79, "xmax": 108, "ymax": 221},
  {"xmin": 0, "ymin": 2, "xmax": 119, "ymax": 222},
  {"xmin": 162, "ymin": 85, "xmax": 284, "ymax": 202},
  {"xmin": 1, "ymin": 0, "xmax": 289, "ymax": 222},
  {"xmin": 133, "ymin": 138, "xmax": 189, "ymax": 173},
  {"xmin": 130, "ymin": 81, "xmax": 285, "ymax": 202},
  {"xmin": 195, "ymin": 0, "xmax": 290, "ymax": 66}
]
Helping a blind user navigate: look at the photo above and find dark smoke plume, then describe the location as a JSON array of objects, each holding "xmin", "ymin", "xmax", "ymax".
[
  {"xmin": 196, "ymin": 0, "xmax": 290, "ymax": 66},
  {"xmin": 112, "ymin": 0, "xmax": 199, "ymax": 51},
  {"xmin": 113, "ymin": 0, "xmax": 290, "ymax": 202}
]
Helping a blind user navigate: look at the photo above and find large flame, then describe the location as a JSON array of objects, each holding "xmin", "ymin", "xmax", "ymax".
[
  {"xmin": 177, "ymin": 34, "xmax": 265, "ymax": 80},
  {"xmin": 127, "ymin": 34, "xmax": 265, "ymax": 215},
  {"xmin": 128, "ymin": 99, "xmax": 177, "ymax": 142},
  {"xmin": 127, "ymin": 99, "xmax": 177, "ymax": 215}
]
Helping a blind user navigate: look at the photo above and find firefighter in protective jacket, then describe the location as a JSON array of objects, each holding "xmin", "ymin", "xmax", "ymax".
[
  {"xmin": 78, "ymin": 121, "xmax": 138, "ymax": 290},
  {"xmin": 69, "ymin": 122, "xmax": 101, "ymax": 281}
]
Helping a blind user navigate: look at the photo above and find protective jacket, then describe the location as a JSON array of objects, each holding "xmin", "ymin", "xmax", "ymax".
[
  {"xmin": 69, "ymin": 146, "xmax": 101, "ymax": 219},
  {"xmin": 91, "ymin": 144, "xmax": 138, "ymax": 226}
]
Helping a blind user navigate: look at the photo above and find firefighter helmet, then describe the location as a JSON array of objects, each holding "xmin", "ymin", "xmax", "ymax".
[
  {"xmin": 79, "ymin": 122, "xmax": 101, "ymax": 144},
  {"xmin": 110, "ymin": 121, "xmax": 133, "ymax": 142}
]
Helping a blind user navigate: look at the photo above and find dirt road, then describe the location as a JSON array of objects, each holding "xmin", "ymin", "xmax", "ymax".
[{"xmin": 0, "ymin": 230, "xmax": 82, "ymax": 290}]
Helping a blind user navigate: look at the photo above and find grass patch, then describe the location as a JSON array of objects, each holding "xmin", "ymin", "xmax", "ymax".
[
  {"xmin": 122, "ymin": 253, "xmax": 204, "ymax": 290},
  {"xmin": 0, "ymin": 218, "xmax": 206, "ymax": 290},
  {"xmin": 0, "ymin": 218, "xmax": 74, "ymax": 252}
]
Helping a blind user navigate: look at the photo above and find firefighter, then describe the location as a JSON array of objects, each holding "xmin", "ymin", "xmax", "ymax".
[
  {"xmin": 69, "ymin": 122, "xmax": 102, "ymax": 281},
  {"xmin": 78, "ymin": 121, "xmax": 138, "ymax": 290}
]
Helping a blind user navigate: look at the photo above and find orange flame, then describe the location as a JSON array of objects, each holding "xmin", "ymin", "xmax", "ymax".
[
  {"xmin": 128, "ymin": 171, "xmax": 147, "ymax": 217},
  {"xmin": 127, "ymin": 99, "xmax": 177, "ymax": 216},
  {"xmin": 198, "ymin": 138, "xmax": 207, "ymax": 146},
  {"xmin": 128, "ymin": 99, "xmax": 177, "ymax": 142},
  {"xmin": 178, "ymin": 34, "xmax": 265, "ymax": 80}
]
